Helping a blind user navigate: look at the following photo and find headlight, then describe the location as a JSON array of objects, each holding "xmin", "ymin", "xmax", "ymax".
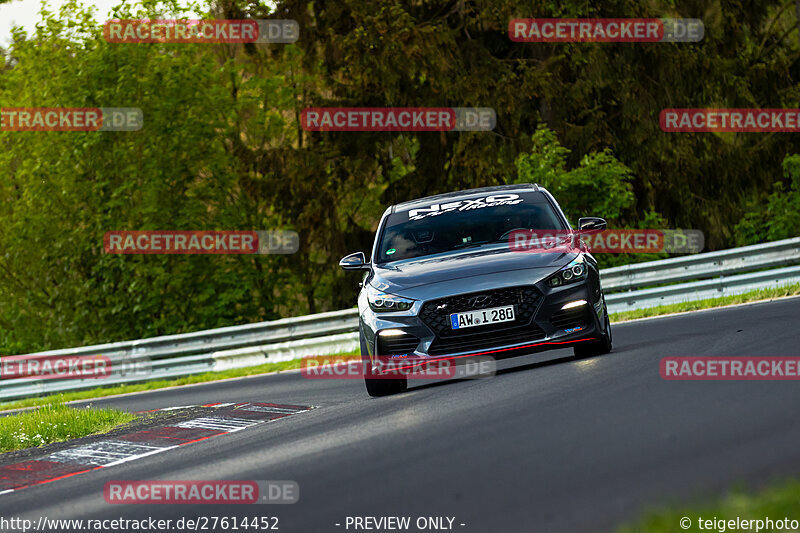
[
  {"xmin": 547, "ymin": 256, "xmax": 587, "ymax": 287},
  {"xmin": 366, "ymin": 285, "xmax": 415, "ymax": 312}
]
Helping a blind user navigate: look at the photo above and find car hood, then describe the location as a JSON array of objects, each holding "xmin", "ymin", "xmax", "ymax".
[{"xmin": 370, "ymin": 246, "xmax": 576, "ymax": 297}]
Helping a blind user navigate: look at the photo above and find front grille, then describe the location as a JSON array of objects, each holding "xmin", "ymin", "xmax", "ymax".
[
  {"xmin": 376, "ymin": 334, "xmax": 420, "ymax": 356},
  {"xmin": 425, "ymin": 324, "xmax": 547, "ymax": 355},
  {"xmin": 550, "ymin": 306, "xmax": 590, "ymax": 330},
  {"xmin": 419, "ymin": 286, "xmax": 545, "ymax": 356}
]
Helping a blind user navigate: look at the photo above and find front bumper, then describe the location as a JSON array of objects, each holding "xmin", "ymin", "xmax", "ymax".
[{"xmin": 360, "ymin": 279, "xmax": 604, "ymax": 363}]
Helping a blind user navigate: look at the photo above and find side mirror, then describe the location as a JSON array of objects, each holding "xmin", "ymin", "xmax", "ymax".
[
  {"xmin": 339, "ymin": 251, "xmax": 370, "ymax": 271},
  {"xmin": 578, "ymin": 217, "xmax": 607, "ymax": 231}
]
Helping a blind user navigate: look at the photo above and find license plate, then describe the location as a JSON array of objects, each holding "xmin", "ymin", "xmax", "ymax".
[{"xmin": 450, "ymin": 305, "xmax": 515, "ymax": 330}]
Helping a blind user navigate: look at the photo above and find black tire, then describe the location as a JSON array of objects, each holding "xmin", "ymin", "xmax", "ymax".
[
  {"xmin": 573, "ymin": 303, "xmax": 612, "ymax": 358},
  {"xmin": 364, "ymin": 375, "xmax": 408, "ymax": 397},
  {"xmin": 360, "ymin": 335, "xmax": 407, "ymax": 396}
]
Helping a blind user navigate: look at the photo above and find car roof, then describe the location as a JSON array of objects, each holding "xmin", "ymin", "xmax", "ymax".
[{"xmin": 392, "ymin": 183, "xmax": 542, "ymax": 213}]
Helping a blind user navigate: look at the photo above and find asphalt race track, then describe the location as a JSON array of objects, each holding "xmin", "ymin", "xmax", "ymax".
[{"xmin": 2, "ymin": 297, "xmax": 800, "ymax": 533}]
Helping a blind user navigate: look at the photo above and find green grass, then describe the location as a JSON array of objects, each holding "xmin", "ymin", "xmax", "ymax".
[
  {"xmin": 609, "ymin": 283, "xmax": 800, "ymax": 323},
  {"xmin": 618, "ymin": 479, "xmax": 800, "ymax": 532},
  {"xmin": 0, "ymin": 400, "xmax": 136, "ymax": 453},
  {"xmin": 0, "ymin": 353, "xmax": 359, "ymax": 412}
]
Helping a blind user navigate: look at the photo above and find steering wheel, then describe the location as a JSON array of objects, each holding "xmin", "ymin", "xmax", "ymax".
[{"xmin": 498, "ymin": 228, "xmax": 530, "ymax": 241}]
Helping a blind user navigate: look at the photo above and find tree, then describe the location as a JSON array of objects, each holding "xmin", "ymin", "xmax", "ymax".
[{"xmin": 736, "ymin": 154, "xmax": 800, "ymax": 245}]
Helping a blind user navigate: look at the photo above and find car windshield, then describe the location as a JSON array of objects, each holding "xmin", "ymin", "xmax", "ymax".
[{"xmin": 376, "ymin": 191, "xmax": 565, "ymax": 263}]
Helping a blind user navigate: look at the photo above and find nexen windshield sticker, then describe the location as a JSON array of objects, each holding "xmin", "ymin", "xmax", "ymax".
[{"xmin": 407, "ymin": 194, "xmax": 523, "ymax": 220}]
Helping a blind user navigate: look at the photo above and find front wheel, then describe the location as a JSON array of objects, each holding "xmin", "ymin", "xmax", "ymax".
[
  {"xmin": 573, "ymin": 303, "xmax": 612, "ymax": 358},
  {"xmin": 361, "ymin": 344, "xmax": 407, "ymax": 396}
]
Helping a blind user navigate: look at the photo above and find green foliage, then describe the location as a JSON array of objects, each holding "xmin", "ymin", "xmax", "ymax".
[
  {"xmin": 0, "ymin": 0, "xmax": 798, "ymax": 354},
  {"xmin": 515, "ymin": 125, "xmax": 635, "ymax": 225},
  {"xmin": 735, "ymin": 154, "xmax": 800, "ymax": 245},
  {"xmin": 618, "ymin": 476, "xmax": 800, "ymax": 533},
  {"xmin": 514, "ymin": 125, "xmax": 669, "ymax": 267},
  {"xmin": 0, "ymin": 0, "xmax": 298, "ymax": 351}
]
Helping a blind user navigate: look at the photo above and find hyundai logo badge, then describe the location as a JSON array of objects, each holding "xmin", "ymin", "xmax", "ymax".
[{"xmin": 468, "ymin": 295, "xmax": 492, "ymax": 308}]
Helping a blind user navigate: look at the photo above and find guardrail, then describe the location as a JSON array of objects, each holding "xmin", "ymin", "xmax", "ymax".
[
  {"xmin": 601, "ymin": 237, "xmax": 800, "ymax": 313},
  {"xmin": 1, "ymin": 237, "xmax": 798, "ymax": 401},
  {"xmin": 0, "ymin": 310, "xmax": 360, "ymax": 402}
]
